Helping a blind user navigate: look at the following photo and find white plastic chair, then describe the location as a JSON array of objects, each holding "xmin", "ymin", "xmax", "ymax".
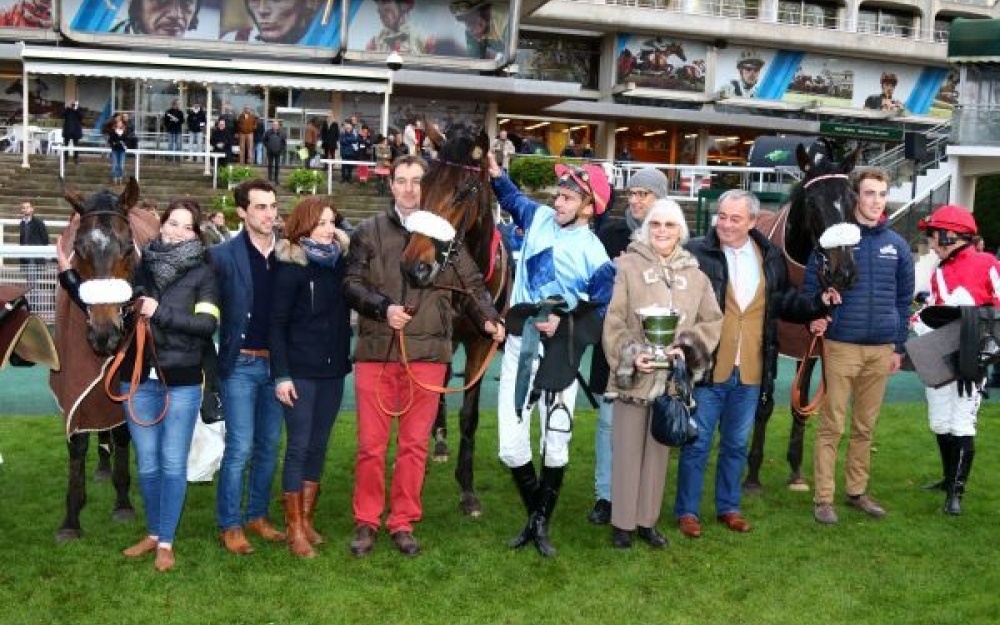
[
  {"xmin": 1, "ymin": 127, "xmax": 20, "ymax": 153},
  {"xmin": 45, "ymin": 129, "xmax": 63, "ymax": 155}
]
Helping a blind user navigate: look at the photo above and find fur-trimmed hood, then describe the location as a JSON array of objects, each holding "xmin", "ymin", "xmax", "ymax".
[{"xmin": 275, "ymin": 229, "xmax": 350, "ymax": 266}]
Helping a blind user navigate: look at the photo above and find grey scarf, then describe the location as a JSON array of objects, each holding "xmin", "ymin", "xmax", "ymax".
[{"xmin": 143, "ymin": 238, "xmax": 205, "ymax": 293}]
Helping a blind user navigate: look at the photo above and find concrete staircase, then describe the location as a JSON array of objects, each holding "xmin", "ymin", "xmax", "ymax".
[{"xmin": 0, "ymin": 153, "xmax": 391, "ymax": 243}]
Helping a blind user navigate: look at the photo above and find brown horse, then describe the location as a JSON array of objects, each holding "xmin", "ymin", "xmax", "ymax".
[
  {"xmin": 49, "ymin": 178, "xmax": 160, "ymax": 542},
  {"xmin": 744, "ymin": 138, "xmax": 860, "ymax": 493},
  {"xmin": 399, "ymin": 126, "xmax": 510, "ymax": 516}
]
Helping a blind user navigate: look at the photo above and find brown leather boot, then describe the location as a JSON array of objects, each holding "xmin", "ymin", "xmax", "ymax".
[
  {"xmin": 245, "ymin": 516, "xmax": 286, "ymax": 542},
  {"xmin": 283, "ymin": 492, "xmax": 316, "ymax": 559},
  {"xmin": 302, "ymin": 481, "xmax": 325, "ymax": 545},
  {"xmin": 220, "ymin": 528, "xmax": 255, "ymax": 555}
]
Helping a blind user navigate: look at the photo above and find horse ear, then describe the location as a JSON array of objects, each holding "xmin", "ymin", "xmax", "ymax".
[
  {"xmin": 120, "ymin": 177, "xmax": 140, "ymax": 212},
  {"xmin": 63, "ymin": 184, "xmax": 85, "ymax": 215},
  {"xmin": 840, "ymin": 146, "xmax": 861, "ymax": 174},
  {"xmin": 796, "ymin": 143, "xmax": 811, "ymax": 173},
  {"xmin": 476, "ymin": 129, "xmax": 490, "ymax": 160}
]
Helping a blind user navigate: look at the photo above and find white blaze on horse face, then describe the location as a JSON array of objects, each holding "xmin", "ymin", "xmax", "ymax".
[{"xmin": 87, "ymin": 227, "xmax": 112, "ymax": 253}]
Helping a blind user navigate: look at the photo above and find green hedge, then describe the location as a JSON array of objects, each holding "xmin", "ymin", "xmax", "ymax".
[{"xmin": 509, "ymin": 156, "xmax": 583, "ymax": 190}]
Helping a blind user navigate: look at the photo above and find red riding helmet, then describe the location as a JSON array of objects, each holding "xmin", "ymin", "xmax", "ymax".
[{"xmin": 918, "ymin": 204, "xmax": 978, "ymax": 236}]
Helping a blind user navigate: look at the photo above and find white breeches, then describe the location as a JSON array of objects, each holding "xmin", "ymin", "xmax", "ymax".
[
  {"xmin": 926, "ymin": 381, "xmax": 980, "ymax": 437},
  {"xmin": 497, "ymin": 335, "xmax": 578, "ymax": 468}
]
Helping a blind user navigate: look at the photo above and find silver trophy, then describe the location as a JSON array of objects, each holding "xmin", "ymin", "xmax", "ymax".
[{"xmin": 636, "ymin": 306, "xmax": 681, "ymax": 369}]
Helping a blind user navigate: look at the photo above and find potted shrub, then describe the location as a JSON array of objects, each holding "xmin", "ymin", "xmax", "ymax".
[
  {"xmin": 218, "ymin": 165, "xmax": 255, "ymax": 190},
  {"xmin": 287, "ymin": 168, "xmax": 324, "ymax": 195}
]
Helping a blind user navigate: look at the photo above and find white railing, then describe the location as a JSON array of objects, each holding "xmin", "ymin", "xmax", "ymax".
[{"xmin": 53, "ymin": 145, "xmax": 225, "ymax": 184}]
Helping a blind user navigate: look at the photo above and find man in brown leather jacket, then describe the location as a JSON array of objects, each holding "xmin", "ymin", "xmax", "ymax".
[
  {"xmin": 236, "ymin": 106, "xmax": 258, "ymax": 165},
  {"xmin": 343, "ymin": 154, "xmax": 504, "ymax": 557}
]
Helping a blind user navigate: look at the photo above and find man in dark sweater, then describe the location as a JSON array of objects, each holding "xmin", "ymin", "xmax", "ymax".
[
  {"xmin": 19, "ymin": 200, "xmax": 49, "ymax": 308},
  {"xmin": 62, "ymin": 101, "xmax": 84, "ymax": 164},
  {"xmin": 163, "ymin": 99, "xmax": 184, "ymax": 161}
]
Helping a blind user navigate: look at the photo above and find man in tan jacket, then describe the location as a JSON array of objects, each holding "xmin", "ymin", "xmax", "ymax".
[{"xmin": 236, "ymin": 106, "xmax": 258, "ymax": 165}]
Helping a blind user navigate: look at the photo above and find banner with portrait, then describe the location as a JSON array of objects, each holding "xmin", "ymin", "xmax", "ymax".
[
  {"xmin": 62, "ymin": 0, "xmax": 509, "ymax": 60},
  {"xmin": 63, "ymin": 0, "xmax": 344, "ymax": 46},
  {"xmin": 0, "ymin": 0, "xmax": 52, "ymax": 29},
  {"xmin": 714, "ymin": 46, "xmax": 953, "ymax": 118},
  {"xmin": 614, "ymin": 34, "xmax": 707, "ymax": 93},
  {"xmin": 347, "ymin": 0, "xmax": 509, "ymax": 60}
]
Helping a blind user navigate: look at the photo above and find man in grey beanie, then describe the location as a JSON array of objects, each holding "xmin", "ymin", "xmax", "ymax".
[{"xmin": 587, "ymin": 166, "xmax": 670, "ymax": 524}]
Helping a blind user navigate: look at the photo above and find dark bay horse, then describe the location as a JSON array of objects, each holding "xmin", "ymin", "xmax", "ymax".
[
  {"xmin": 744, "ymin": 138, "xmax": 860, "ymax": 492},
  {"xmin": 49, "ymin": 178, "xmax": 160, "ymax": 542},
  {"xmin": 399, "ymin": 127, "xmax": 510, "ymax": 516}
]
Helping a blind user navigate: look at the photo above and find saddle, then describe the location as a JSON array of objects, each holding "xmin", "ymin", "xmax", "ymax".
[
  {"xmin": 0, "ymin": 285, "xmax": 59, "ymax": 371},
  {"xmin": 906, "ymin": 305, "xmax": 1000, "ymax": 394},
  {"xmin": 506, "ymin": 298, "xmax": 603, "ymax": 409}
]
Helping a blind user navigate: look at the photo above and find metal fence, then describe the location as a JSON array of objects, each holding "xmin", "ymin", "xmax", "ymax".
[{"xmin": 0, "ymin": 259, "xmax": 58, "ymax": 324}]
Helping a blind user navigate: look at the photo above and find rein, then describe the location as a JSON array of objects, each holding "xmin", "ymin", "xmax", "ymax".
[
  {"xmin": 104, "ymin": 310, "xmax": 170, "ymax": 427},
  {"xmin": 790, "ymin": 333, "xmax": 826, "ymax": 417}
]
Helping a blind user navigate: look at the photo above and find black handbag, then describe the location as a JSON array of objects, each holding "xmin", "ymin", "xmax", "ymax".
[
  {"xmin": 650, "ymin": 359, "xmax": 698, "ymax": 447},
  {"xmin": 201, "ymin": 340, "xmax": 224, "ymax": 425}
]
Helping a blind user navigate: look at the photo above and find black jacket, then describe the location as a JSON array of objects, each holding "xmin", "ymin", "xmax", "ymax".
[
  {"xmin": 62, "ymin": 106, "xmax": 83, "ymax": 140},
  {"xmin": 163, "ymin": 107, "xmax": 185, "ymax": 134},
  {"xmin": 589, "ymin": 217, "xmax": 634, "ymax": 393},
  {"xmin": 686, "ymin": 227, "xmax": 826, "ymax": 406},
  {"xmin": 186, "ymin": 107, "xmax": 207, "ymax": 133},
  {"xmin": 269, "ymin": 241, "xmax": 352, "ymax": 381},
  {"xmin": 126, "ymin": 260, "xmax": 219, "ymax": 386}
]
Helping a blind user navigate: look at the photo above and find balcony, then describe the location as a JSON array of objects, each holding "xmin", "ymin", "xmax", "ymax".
[{"xmin": 951, "ymin": 105, "xmax": 1000, "ymax": 146}]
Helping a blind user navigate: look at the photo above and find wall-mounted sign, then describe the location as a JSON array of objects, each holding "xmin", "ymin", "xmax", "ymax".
[{"xmin": 819, "ymin": 122, "xmax": 903, "ymax": 142}]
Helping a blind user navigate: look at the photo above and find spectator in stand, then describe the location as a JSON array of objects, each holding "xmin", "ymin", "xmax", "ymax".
[
  {"xmin": 339, "ymin": 122, "xmax": 358, "ymax": 183},
  {"xmin": 163, "ymin": 99, "xmax": 185, "ymax": 162},
  {"xmin": 491, "ymin": 130, "xmax": 515, "ymax": 171},
  {"xmin": 62, "ymin": 100, "xmax": 84, "ymax": 165},
  {"xmin": 18, "ymin": 200, "xmax": 48, "ymax": 307},
  {"xmin": 203, "ymin": 211, "xmax": 232, "ymax": 246},
  {"xmin": 262, "ymin": 119, "xmax": 287, "ymax": 185},
  {"xmin": 107, "ymin": 114, "xmax": 135, "ymax": 186},
  {"xmin": 187, "ymin": 101, "xmax": 207, "ymax": 161},
  {"xmin": 253, "ymin": 116, "xmax": 265, "ymax": 166},
  {"xmin": 211, "ymin": 119, "xmax": 234, "ymax": 170},
  {"xmin": 236, "ymin": 106, "xmax": 258, "ymax": 166},
  {"xmin": 218, "ymin": 104, "xmax": 236, "ymax": 140},
  {"xmin": 321, "ymin": 113, "xmax": 339, "ymax": 160},
  {"xmin": 303, "ymin": 117, "xmax": 320, "ymax": 169}
]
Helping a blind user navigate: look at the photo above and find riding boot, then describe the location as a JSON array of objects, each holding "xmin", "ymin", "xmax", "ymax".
[
  {"xmin": 283, "ymin": 492, "xmax": 316, "ymax": 558},
  {"xmin": 923, "ymin": 434, "xmax": 952, "ymax": 491},
  {"xmin": 533, "ymin": 466, "xmax": 564, "ymax": 558},
  {"xmin": 301, "ymin": 481, "xmax": 324, "ymax": 545},
  {"xmin": 945, "ymin": 437, "xmax": 975, "ymax": 515},
  {"xmin": 507, "ymin": 462, "xmax": 538, "ymax": 549}
]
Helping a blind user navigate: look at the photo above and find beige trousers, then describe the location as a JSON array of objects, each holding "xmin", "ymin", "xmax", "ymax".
[{"xmin": 611, "ymin": 401, "xmax": 670, "ymax": 530}]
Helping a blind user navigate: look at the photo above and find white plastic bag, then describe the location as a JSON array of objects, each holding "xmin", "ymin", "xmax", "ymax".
[{"xmin": 187, "ymin": 419, "xmax": 225, "ymax": 483}]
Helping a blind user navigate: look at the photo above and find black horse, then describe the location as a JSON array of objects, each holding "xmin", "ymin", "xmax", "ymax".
[
  {"xmin": 744, "ymin": 138, "xmax": 860, "ymax": 492},
  {"xmin": 398, "ymin": 125, "xmax": 510, "ymax": 516},
  {"xmin": 49, "ymin": 179, "xmax": 160, "ymax": 542}
]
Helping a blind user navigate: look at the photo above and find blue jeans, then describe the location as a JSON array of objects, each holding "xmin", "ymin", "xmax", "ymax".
[
  {"xmin": 123, "ymin": 380, "xmax": 201, "ymax": 544},
  {"xmin": 216, "ymin": 355, "xmax": 284, "ymax": 530},
  {"xmin": 282, "ymin": 377, "xmax": 344, "ymax": 492},
  {"xmin": 594, "ymin": 396, "xmax": 613, "ymax": 501},
  {"xmin": 110, "ymin": 150, "xmax": 125, "ymax": 179},
  {"xmin": 674, "ymin": 368, "xmax": 760, "ymax": 519},
  {"xmin": 167, "ymin": 132, "xmax": 182, "ymax": 159}
]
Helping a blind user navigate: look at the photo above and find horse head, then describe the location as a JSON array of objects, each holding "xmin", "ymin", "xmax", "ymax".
[
  {"xmin": 400, "ymin": 125, "xmax": 491, "ymax": 288},
  {"xmin": 788, "ymin": 139, "xmax": 861, "ymax": 291},
  {"xmin": 64, "ymin": 178, "xmax": 141, "ymax": 356}
]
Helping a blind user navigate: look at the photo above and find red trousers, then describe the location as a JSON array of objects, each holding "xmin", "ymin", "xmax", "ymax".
[{"xmin": 353, "ymin": 361, "xmax": 446, "ymax": 534}]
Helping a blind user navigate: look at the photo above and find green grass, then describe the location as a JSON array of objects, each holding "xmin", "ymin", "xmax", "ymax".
[{"xmin": 1, "ymin": 403, "xmax": 999, "ymax": 625}]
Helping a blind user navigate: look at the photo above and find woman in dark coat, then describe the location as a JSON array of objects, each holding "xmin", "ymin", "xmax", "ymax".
[{"xmin": 269, "ymin": 196, "xmax": 353, "ymax": 558}]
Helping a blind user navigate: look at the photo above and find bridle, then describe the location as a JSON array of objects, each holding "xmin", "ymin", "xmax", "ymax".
[{"xmin": 74, "ymin": 208, "xmax": 137, "ymax": 329}]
